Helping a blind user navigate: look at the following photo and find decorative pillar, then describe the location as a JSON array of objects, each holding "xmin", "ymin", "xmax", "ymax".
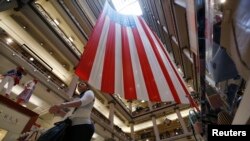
[
  {"xmin": 147, "ymin": 101, "xmax": 153, "ymax": 111},
  {"xmin": 151, "ymin": 115, "xmax": 160, "ymax": 141},
  {"xmin": 233, "ymin": 79, "xmax": 250, "ymax": 124},
  {"xmin": 174, "ymin": 107, "xmax": 189, "ymax": 134},
  {"xmin": 130, "ymin": 121, "xmax": 135, "ymax": 141},
  {"xmin": 108, "ymin": 101, "xmax": 115, "ymax": 129},
  {"xmin": 128, "ymin": 100, "xmax": 133, "ymax": 114},
  {"xmin": 147, "ymin": 101, "xmax": 160, "ymax": 140},
  {"xmin": 66, "ymin": 74, "xmax": 79, "ymax": 97}
]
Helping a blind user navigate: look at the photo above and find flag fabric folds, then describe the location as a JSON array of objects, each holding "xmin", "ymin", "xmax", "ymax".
[
  {"xmin": 75, "ymin": 2, "xmax": 194, "ymax": 104},
  {"xmin": 208, "ymin": 44, "xmax": 238, "ymax": 83}
]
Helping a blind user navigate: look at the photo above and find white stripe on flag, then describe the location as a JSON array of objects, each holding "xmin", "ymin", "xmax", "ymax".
[
  {"xmin": 133, "ymin": 16, "xmax": 174, "ymax": 101},
  {"xmin": 142, "ymin": 19, "xmax": 189, "ymax": 103},
  {"xmin": 126, "ymin": 27, "xmax": 149, "ymax": 101},
  {"xmin": 114, "ymin": 23, "xmax": 125, "ymax": 98},
  {"xmin": 89, "ymin": 16, "xmax": 110, "ymax": 89}
]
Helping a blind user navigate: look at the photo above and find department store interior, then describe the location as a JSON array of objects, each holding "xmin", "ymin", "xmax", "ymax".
[{"xmin": 0, "ymin": 0, "xmax": 250, "ymax": 141}]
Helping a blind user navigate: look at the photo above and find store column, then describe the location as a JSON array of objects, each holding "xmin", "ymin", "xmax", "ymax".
[
  {"xmin": 66, "ymin": 74, "xmax": 79, "ymax": 97},
  {"xmin": 108, "ymin": 101, "xmax": 115, "ymax": 129},
  {"xmin": 151, "ymin": 115, "xmax": 160, "ymax": 141},
  {"xmin": 148, "ymin": 101, "xmax": 160, "ymax": 141},
  {"xmin": 130, "ymin": 121, "xmax": 135, "ymax": 141},
  {"xmin": 233, "ymin": 79, "xmax": 250, "ymax": 124},
  {"xmin": 174, "ymin": 106, "xmax": 189, "ymax": 134},
  {"xmin": 128, "ymin": 100, "xmax": 133, "ymax": 114}
]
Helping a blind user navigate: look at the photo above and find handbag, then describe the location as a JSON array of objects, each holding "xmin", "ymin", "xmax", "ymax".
[{"xmin": 37, "ymin": 118, "xmax": 72, "ymax": 141}]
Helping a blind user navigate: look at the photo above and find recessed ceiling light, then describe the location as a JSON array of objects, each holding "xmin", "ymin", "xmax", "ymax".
[
  {"xmin": 29, "ymin": 57, "xmax": 34, "ymax": 61},
  {"xmin": 54, "ymin": 19, "xmax": 60, "ymax": 25},
  {"xmin": 6, "ymin": 37, "xmax": 13, "ymax": 44},
  {"xmin": 69, "ymin": 36, "xmax": 74, "ymax": 42},
  {"xmin": 220, "ymin": 0, "xmax": 226, "ymax": 3}
]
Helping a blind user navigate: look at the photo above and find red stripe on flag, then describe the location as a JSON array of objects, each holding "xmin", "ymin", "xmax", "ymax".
[
  {"xmin": 132, "ymin": 27, "xmax": 161, "ymax": 101},
  {"xmin": 121, "ymin": 27, "xmax": 137, "ymax": 100},
  {"xmin": 101, "ymin": 21, "xmax": 116, "ymax": 93},
  {"xmin": 75, "ymin": 11, "xmax": 106, "ymax": 81},
  {"xmin": 138, "ymin": 17, "xmax": 181, "ymax": 103},
  {"xmin": 154, "ymin": 33, "xmax": 199, "ymax": 111}
]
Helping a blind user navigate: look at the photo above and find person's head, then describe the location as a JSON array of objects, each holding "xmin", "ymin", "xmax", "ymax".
[
  {"xmin": 16, "ymin": 66, "xmax": 27, "ymax": 75},
  {"xmin": 77, "ymin": 81, "xmax": 90, "ymax": 93}
]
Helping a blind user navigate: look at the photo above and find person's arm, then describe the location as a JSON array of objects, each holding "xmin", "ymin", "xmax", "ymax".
[
  {"xmin": 25, "ymin": 81, "xmax": 35, "ymax": 89},
  {"xmin": 59, "ymin": 90, "xmax": 94, "ymax": 108},
  {"xmin": 59, "ymin": 99, "xmax": 82, "ymax": 108},
  {"xmin": 49, "ymin": 90, "xmax": 94, "ymax": 116}
]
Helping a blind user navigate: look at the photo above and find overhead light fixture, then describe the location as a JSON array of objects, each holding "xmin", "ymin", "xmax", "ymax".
[
  {"xmin": 68, "ymin": 36, "xmax": 74, "ymax": 42},
  {"xmin": 29, "ymin": 57, "xmax": 34, "ymax": 61},
  {"xmin": 5, "ymin": 37, "xmax": 13, "ymax": 44},
  {"xmin": 178, "ymin": 68, "xmax": 182, "ymax": 72},
  {"xmin": 111, "ymin": 0, "xmax": 142, "ymax": 15},
  {"xmin": 54, "ymin": 19, "xmax": 60, "ymax": 25},
  {"xmin": 47, "ymin": 75, "xmax": 51, "ymax": 79},
  {"xmin": 220, "ymin": 0, "xmax": 226, "ymax": 3}
]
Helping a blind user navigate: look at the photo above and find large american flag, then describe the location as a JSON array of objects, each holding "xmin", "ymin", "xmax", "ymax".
[{"xmin": 75, "ymin": 2, "xmax": 196, "ymax": 105}]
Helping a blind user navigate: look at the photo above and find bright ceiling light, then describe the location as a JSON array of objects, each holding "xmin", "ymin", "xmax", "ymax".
[
  {"xmin": 54, "ymin": 19, "xmax": 60, "ymax": 25},
  {"xmin": 5, "ymin": 37, "xmax": 13, "ymax": 44},
  {"xmin": 165, "ymin": 108, "xmax": 191, "ymax": 120},
  {"xmin": 29, "ymin": 57, "xmax": 34, "ymax": 61},
  {"xmin": 112, "ymin": 0, "xmax": 142, "ymax": 15},
  {"xmin": 220, "ymin": 0, "xmax": 226, "ymax": 3},
  {"xmin": 69, "ymin": 36, "xmax": 74, "ymax": 42}
]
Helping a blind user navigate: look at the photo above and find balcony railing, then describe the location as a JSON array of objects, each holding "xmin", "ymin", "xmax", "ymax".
[
  {"xmin": 0, "ymin": 35, "xmax": 69, "ymax": 100},
  {"xmin": 91, "ymin": 108, "xmax": 131, "ymax": 141}
]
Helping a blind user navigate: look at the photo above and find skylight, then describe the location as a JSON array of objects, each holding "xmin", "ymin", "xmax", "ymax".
[{"xmin": 111, "ymin": 0, "xmax": 142, "ymax": 15}]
